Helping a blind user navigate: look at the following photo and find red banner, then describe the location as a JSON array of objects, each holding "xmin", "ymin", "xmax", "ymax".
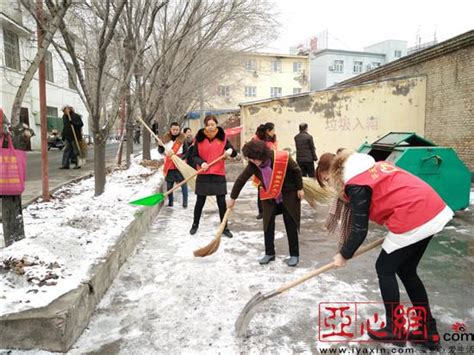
[{"xmin": 225, "ymin": 126, "xmax": 243, "ymax": 137}]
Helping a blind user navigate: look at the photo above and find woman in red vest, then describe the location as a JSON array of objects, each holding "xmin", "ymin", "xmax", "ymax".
[
  {"xmin": 316, "ymin": 150, "xmax": 453, "ymax": 350},
  {"xmin": 189, "ymin": 115, "xmax": 237, "ymax": 237},
  {"xmin": 253, "ymin": 122, "xmax": 278, "ymax": 219},
  {"xmin": 228, "ymin": 140, "xmax": 304, "ymax": 267}
]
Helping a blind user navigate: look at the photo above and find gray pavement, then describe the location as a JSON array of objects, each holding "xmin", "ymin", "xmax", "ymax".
[{"xmin": 67, "ymin": 162, "xmax": 473, "ymax": 354}]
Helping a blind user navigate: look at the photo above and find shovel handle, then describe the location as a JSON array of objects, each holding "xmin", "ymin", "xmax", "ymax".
[
  {"xmin": 163, "ymin": 153, "xmax": 227, "ymax": 198},
  {"xmin": 136, "ymin": 116, "xmax": 166, "ymax": 148},
  {"xmin": 276, "ymin": 238, "xmax": 384, "ymax": 294}
]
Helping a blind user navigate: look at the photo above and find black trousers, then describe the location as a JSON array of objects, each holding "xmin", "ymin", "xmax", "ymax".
[
  {"xmin": 257, "ymin": 190, "xmax": 262, "ymax": 214},
  {"xmin": 298, "ymin": 162, "xmax": 315, "ymax": 178},
  {"xmin": 264, "ymin": 203, "xmax": 299, "ymax": 257},
  {"xmin": 193, "ymin": 194, "xmax": 227, "ymax": 229},
  {"xmin": 375, "ymin": 236, "xmax": 434, "ymax": 326}
]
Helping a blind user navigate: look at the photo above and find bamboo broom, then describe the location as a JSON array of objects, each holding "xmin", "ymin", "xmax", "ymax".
[
  {"xmin": 302, "ymin": 177, "xmax": 335, "ymax": 207},
  {"xmin": 137, "ymin": 117, "xmax": 198, "ymax": 190},
  {"xmin": 193, "ymin": 208, "xmax": 233, "ymax": 257}
]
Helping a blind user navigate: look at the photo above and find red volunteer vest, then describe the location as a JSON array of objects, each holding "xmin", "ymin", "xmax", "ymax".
[
  {"xmin": 163, "ymin": 140, "xmax": 182, "ymax": 176},
  {"xmin": 346, "ymin": 161, "xmax": 446, "ymax": 234},
  {"xmin": 196, "ymin": 136, "xmax": 227, "ymax": 176},
  {"xmin": 260, "ymin": 150, "xmax": 289, "ymax": 200}
]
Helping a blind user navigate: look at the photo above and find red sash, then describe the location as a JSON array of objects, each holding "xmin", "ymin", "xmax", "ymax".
[
  {"xmin": 259, "ymin": 150, "xmax": 289, "ymax": 200},
  {"xmin": 163, "ymin": 140, "xmax": 182, "ymax": 175}
]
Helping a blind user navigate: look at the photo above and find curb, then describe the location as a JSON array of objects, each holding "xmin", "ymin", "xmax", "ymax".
[{"xmin": 0, "ymin": 181, "xmax": 164, "ymax": 351}]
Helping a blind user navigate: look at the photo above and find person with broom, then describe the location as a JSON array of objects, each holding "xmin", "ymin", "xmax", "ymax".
[
  {"xmin": 227, "ymin": 139, "xmax": 304, "ymax": 267},
  {"xmin": 253, "ymin": 122, "xmax": 278, "ymax": 220},
  {"xmin": 316, "ymin": 150, "xmax": 453, "ymax": 350},
  {"xmin": 60, "ymin": 105, "xmax": 83, "ymax": 169},
  {"xmin": 158, "ymin": 122, "xmax": 191, "ymax": 208},
  {"xmin": 188, "ymin": 115, "xmax": 237, "ymax": 237}
]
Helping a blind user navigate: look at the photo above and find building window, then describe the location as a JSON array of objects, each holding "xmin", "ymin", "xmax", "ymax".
[
  {"xmin": 394, "ymin": 50, "xmax": 402, "ymax": 58},
  {"xmin": 244, "ymin": 86, "xmax": 256, "ymax": 97},
  {"xmin": 3, "ymin": 28, "xmax": 21, "ymax": 70},
  {"xmin": 333, "ymin": 60, "xmax": 344, "ymax": 73},
  {"xmin": 293, "ymin": 88, "xmax": 302, "ymax": 94},
  {"xmin": 353, "ymin": 61, "xmax": 363, "ymax": 73},
  {"xmin": 46, "ymin": 106, "xmax": 58, "ymax": 118},
  {"xmin": 293, "ymin": 61, "xmax": 302, "ymax": 73},
  {"xmin": 271, "ymin": 60, "xmax": 282, "ymax": 72},
  {"xmin": 45, "ymin": 50, "xmax": 54, "ymax": 82},
  {"xmin": 66, "ymin": 62, "xmax": 77, "ymax": 90},
  {"xmin": 244, "ymin": 59, "xmax": 256, "ymax": 71},
  {"xmin": 270, "ymin": 87, "xmax": 282, "ymax": 98},
  {"xmin": 217, "ymin": 85, "xmax": 230, "ymax": 97},
  {"xmin": 372, "ymin": 62, "xmax": 381, "ymax": 68}
]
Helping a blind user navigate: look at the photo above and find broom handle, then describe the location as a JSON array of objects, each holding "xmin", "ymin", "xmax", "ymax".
[
  {"xmin": 275, "ymin": 238, "xmax": 384, "ymax": 294},
  {"xmin": 136, "ymin": 116, "xmax": 166, "ymax": 148},
  {"xmin": 162, "ymin": 153, "xmax": 227, "ymax": 198},
  {"xmin": 67, "ymin": 112, "xmax": 83, "ymax": 158}
]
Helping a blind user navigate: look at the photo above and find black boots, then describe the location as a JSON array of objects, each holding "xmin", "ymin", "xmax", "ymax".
[
  {"xmin": 408, "ymin": 319, "xmax": 441, "ymax": 351},
  {"xmin": 368, "ymin": 324, "xmax": 407, "ymax": 347},
  {"xmin": 222, "ymin": 228, "xmax": 233, "ymax": 238},
  {"xmin": 189, "ymin": 224, "xmax": 198, "ymax": 235}
]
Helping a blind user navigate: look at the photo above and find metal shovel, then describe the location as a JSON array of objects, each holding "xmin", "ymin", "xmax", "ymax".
[{"xmin": 235, "ymin": 238, "xmax": 384, "ymax": 337}]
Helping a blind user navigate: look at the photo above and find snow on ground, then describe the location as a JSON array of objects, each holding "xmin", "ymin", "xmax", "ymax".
[{"xmin": 0, "ymin": 152, "xmax": 163, "ymax": 316}]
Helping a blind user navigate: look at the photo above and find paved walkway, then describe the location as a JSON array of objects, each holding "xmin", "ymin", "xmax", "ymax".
[{"xmin": 67, "ymin": 178, "xmax": 473, "ymax": 354}]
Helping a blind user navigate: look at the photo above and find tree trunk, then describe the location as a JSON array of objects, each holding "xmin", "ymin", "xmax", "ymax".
[
  {"xmin": 142, "ymin": 129, "xmax": 151, "ymax": 160},
  {"xmin": 2, "ymin": 196, "xmax": 24, "ymax": 247},
  {"xmin": 94, "ymin": 140, "xmax": 106, "ymax": 196},
  {"xmin": 125, "ymin": 93, "xmax": 133, "ymax": 168}
]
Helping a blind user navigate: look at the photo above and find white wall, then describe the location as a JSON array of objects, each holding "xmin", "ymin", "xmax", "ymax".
[
  {"xmin": 0, "ymin": 20, "xmax": 88, "ymax": 150},
  {"xmin": 310, "ymin": 51, "xmax": 385, "ymax": 90},
  {"xmin": 364, "ymin": 40, "xmax": 408, "ymax": 63}
]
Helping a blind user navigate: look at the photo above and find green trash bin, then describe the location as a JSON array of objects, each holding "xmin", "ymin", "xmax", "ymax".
[{"xmin": 358, "ymin": 132, "xmax": 470, "ymax": 211}]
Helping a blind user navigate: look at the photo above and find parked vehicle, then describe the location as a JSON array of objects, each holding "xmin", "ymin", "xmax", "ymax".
[{"xmin": 47, "ymin": 130, "xmax": 65, "ymax": 150}]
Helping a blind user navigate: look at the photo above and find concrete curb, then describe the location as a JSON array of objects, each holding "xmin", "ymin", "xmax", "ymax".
[{"xmin": 0, "ymin": 173, "xmax": 164, "ymax": 351}]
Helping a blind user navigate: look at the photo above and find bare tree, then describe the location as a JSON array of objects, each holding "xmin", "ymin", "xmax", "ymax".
[
  {"xmin": 134, "ymin": 0, "xmax": 278, "ymax": 159},
  {"xmin": 52, "ymin": 0, "xmax": 166, "ymax": 195}
]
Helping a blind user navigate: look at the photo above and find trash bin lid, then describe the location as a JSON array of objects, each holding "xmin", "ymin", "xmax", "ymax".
[{"xmin": 372, "ymin": 132, "xmax": 435, "ymax": 148}]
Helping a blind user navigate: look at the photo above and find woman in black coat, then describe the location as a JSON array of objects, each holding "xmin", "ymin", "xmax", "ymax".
[
  {"xmin": 227, "ymin": 140, "xmax": 304, "ymax": 266},
  {"xmin": 189, "ymin": 115, "xmax": 237, "ymax": 237}
]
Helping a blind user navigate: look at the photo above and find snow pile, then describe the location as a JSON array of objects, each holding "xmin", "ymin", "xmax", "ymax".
[{"xmin": 0, "ymin": 152, "xmax": 164, "ymax": 316}]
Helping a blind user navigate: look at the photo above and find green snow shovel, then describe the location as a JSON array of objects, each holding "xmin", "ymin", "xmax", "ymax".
[{"xmin": 129, "ymin": 153, "xmax": 227, "ymax": 206}]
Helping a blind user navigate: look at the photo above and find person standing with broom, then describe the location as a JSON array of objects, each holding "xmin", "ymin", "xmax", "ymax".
[
  {"xmin": 316, "ymin": 150, "xmax": 453, "ymax": 350},
  {"xmin": 158, "ymin": 122, "xmax": 191, "ymax": 208},
  {"xmin": 60, "ymin": 105, "xmax": 83, "ymax": 169},
  {"xmin": 188, "ymin": 115, "xmax": 237, "ymax": 237},
  {"xmin": 227, "ymin": 140, "xmax": 304, "ymax": 267}
]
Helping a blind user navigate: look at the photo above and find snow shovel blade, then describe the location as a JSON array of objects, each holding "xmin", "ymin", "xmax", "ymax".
[
  {"xmin": 129, "ymin": 193, "xmax": 165, "ymax": 206},
  {"xmin": 235, "ymin": 290, "xmax": 280, "ymax": 337}
]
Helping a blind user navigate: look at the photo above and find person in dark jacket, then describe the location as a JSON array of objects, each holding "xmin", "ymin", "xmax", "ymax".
[
  {"xmin": 189, "ymin": 115, "xmax": 237, "ymax": 237},
  {"xmin": 158, "ymin": 122, "xmax": 190, "ymax": 208},
  {"xmin": 182, "ymin": 127, "xmax": 194, "ymax": 165},
  {"xmin": 316, "ymin": 150, "xmax": 453, "ymax": 350},
  {"xmin": 227, "ymin": 140, "xmax": 304, "ymax": 267},
  {"xmin": 60, "ymin": 105, "xmax": 83, "ymax": 169},
  {"xmin": 294, "ymin": 123, "xmax": 317, "ymax": 177}
]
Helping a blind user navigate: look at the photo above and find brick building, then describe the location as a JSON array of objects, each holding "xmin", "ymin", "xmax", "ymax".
[{"xmin": 333, "ymin": 30, "xmax": 474, "ymax": 172}]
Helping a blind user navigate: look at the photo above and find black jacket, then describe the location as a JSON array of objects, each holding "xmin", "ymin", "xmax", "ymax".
[
  {"xmin": 62, "ymin": 112, "xmax": 83, "ymax": 141},
  {"xmin": 294, "ymin": 131, "xmax": 317, "ymax": 163},
  {"xmin": 231, "ymin": 156, "xmax": 303, "ymax": 231}
]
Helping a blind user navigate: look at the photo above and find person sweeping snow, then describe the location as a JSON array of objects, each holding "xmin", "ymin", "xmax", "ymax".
[
  {"xmin": 188, "ymin": 115, "xmax": 237, "ymax": 238},
  {"xmin": 316, "ymin": 150, "xmax": 453, "ymax": 350},
  {"xmin": 158, "ymin": 122, "xmax": 191, "ymax": 208},
  {"xmin": 227, "ymin": 140, "xmax": 304, "ymax": 267}
]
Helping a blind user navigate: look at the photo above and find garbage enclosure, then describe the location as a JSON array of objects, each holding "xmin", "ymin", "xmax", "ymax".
[{"xmin": 358, "ymin": 132, "xmax": 470, "ymax": 211}]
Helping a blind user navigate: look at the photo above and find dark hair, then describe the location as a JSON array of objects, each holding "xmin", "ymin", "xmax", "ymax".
[
  {"xmin": 315, "ymin": 152, "xmax": 335, "ymax": 187},
  {"xmin": 299, "ymin": 123, "xmax": 308, "ymax": 132},
  {"xmin": 242, "ymin": 140, "xmax": 272, "ymax": 162},
  {"xmin": 183, "ymin": 127, "xmax": 191, "ymax": 134},
  {"xmin": 204, "ymin": 115, "xmax": 218, "ymax": 126},
  {"xmin": 255, "ymin": 122, "xmax": 276, "ymax": 142},
  {"xmin": 170, "ymin": 121, "xmax": 180, "ymax": 127}
]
